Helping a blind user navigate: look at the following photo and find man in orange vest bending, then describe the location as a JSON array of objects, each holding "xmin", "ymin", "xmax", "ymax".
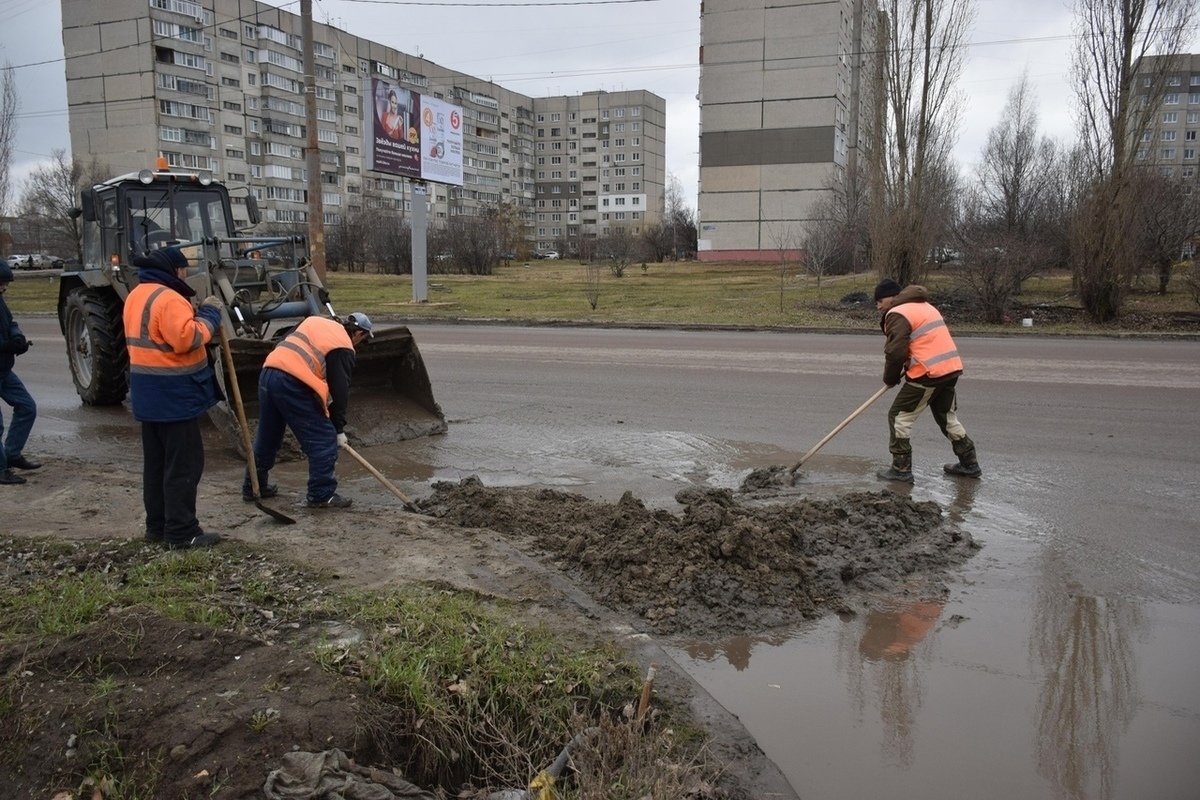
[
  {"xmin": 874, "ymin": 279, "xmax": 982, "ymax": 483},
  {"xmin": 242, "ymin": 313, "xmax": 373, "ymax": 509}
]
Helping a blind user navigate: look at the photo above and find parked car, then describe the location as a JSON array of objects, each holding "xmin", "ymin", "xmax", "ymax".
[
  {"xmin": 7, "ymin": 253, "xmax": 65, "ymax": 270},
  {"xmin": 542, "ymin": 251, "xmax": 560, "ymax": 260}
]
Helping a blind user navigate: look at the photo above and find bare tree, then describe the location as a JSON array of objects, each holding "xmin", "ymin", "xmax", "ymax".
[
  {"xmin": 18, "ymin": 150, "xmax": 107, "ymax": 262},
  {"xmin": 767, "ymin": 223, "xmax": 800, "ymax": 311},
  {"xmin": 583, "ymin": 261, "xmax": 602, "ymax": 309},
  {"xmin": 0, "ymin": 58, "xmax": 17, "ymax": 215},
  {"xmin": 801, "ymin": 205, "xmax": 846, "ymax": 288},
  {"xmin": 1069, "ymin": 0, "xmax": 1195, "ymax": 321},
  {"xmin": 955, "ymin": 74, "xmax": 1067, "ymax": 320},
  {"xmin": 595, "ymin": 226, "xmax": 641, "ymax": 277},
  {"xmin": 866, "ymin": 0, "xmax": 976, "ymax": 286},
  {"xmin": 664, "ymin": 172, "xmax": 697, "ymax": 260},
  {"xmin": 1130, "ymin": 169, "xmax": 1200, "ymax": 294},
  {"xmin": 640, "ymin": 220, "xmax": 672, "ymax": 263},
  {"xmin": 977, "ymin": 73, "xmax": 1060, "ymax": 237}
]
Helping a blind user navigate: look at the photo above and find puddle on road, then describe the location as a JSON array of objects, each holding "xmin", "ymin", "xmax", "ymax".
[{"xmin": 667, "ymin": 513, "xmax": 1200, "ymax": 800}]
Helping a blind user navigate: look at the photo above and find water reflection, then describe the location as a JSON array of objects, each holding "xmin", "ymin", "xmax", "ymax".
[
  {"xmin": 683, "ymin": 631, "xmax": 791, "ymax": 672},
  {"xmin": 1032, "ymin": 573, "xmax": 1142, "ymax": 800},
  {"xmin": 944, "ymin": 474, "xmax": 980, "ymax": 523},
  {"xmin": 837, "ymin": 596, "xmax": 945, "ymax": 766}
]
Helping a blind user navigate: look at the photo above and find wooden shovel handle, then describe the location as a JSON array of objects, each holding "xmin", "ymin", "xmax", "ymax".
[{"xmin": 788, "ymin": 384, "xmax": 892, "ymax": 474}]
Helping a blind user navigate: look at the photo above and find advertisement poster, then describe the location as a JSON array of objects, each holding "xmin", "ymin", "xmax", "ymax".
[
  {"xmin": 364, "ymin": 78, "xmax": 464, "ymax": 187},
  {"xmin": 365, "ymin": 78, "xmax": 421, "ymax": 179},
  {"xmin": 418, "ymin": 95, "xmax": 463, "ymax": 186}
]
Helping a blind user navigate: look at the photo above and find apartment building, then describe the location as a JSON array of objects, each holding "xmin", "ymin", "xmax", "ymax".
[
  {"xmin": 59, "ymin": 0, "xmax": 665, "ymax": 253},
  {"xmin": 696, "ymin": 0, "xmax": 876, "ymax": 261},
  {"xmin": 1137, "ymin": 53, "xmax": 1200, "ymax": 183}
]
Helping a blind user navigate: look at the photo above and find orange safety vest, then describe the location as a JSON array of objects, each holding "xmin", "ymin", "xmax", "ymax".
[
  {"xmin": 887, "ymin": 302, "xmax": 963, "ymax": 379},
  {"xmin": 263, "ymin": 317, "xmax": 353, "ymax": 411},
  {"xmin": 124, "ymin": 283, "xmax": 213, "ymax": 376}
]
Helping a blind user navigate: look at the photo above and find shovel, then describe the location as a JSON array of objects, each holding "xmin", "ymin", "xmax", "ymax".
[
  {"xmin": 787, "ymin": 384, "xmax": 892, "ymax": 483},
  {"xmin": 217, "ymin": 320, "xmax": 296, "ymax": 524},
  {"xmin": 340, "ymin": 441, "xmax": 420, "ymax": 513}
]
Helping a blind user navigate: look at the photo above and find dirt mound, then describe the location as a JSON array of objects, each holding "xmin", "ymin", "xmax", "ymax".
[
  {"xmin": 0, "ymin": 611, "xmax": 371, "ymax": 800},
  {"xmin": 417, "ymin": 477, "xmax": 981, "ymax": 637}
]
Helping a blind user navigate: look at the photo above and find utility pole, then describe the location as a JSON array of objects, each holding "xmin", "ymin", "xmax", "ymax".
[{"xmin": 301, "ymin": 0, "xmax": 326, "ymax": 279}]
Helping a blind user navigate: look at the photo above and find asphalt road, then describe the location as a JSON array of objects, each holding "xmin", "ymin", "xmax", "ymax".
[{"xmin": 14, "ymin": 316, "xmax": 1200, "ymax": 603}]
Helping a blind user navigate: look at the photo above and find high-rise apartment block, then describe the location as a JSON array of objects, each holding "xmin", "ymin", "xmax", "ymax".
[
  {"xmin": 696, "ymin": 0, "xmax": 876, "ymax": 261},
  {"xmin": 1136, "ymin": 53, "xmax": 1200, "ymax": 182},
  {"xmin": 60, "ymin": 0, "xmax": 666, "ymax": 256}
]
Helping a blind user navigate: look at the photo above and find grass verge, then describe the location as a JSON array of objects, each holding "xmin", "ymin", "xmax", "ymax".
[
  {"xmin": 12, "ymin": 261, "xmax": 1196, "ymax": 334},
  {"xmin": 0, "ymin": 536, "xmax": 718, "ymax": 798}
]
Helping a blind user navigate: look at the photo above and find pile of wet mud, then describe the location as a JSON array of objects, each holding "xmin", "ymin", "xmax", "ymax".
[{"xmin": 418, "ymin": 477, "xmax": 981, "ymax": 637}]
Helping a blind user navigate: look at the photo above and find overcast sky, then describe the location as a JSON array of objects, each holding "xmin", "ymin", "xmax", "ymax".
[{"xmin": 2, "ymin": 0, "xmax": 1198, "ymax": 212}]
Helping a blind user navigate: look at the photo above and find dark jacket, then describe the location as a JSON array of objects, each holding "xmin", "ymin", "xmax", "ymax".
[
  {"xmin": 1, "ymin": 286, "xmax": 30, "ymax": 377},
  {"xmin": 880, "ymin": 285, "xmax": 962, "ymax": 387}
]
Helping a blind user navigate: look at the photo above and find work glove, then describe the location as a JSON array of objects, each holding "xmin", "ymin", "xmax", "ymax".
[
  {"xmin": 9, "ymin": 335, "xmax": 29, "ymax": 355},
  {"xmin": 201, "ymin": 295, "xmax": 223, "ymax": 309},
  {"xmin": 336, "ymin": 432, "xmax": 348, "ymax": 447}
]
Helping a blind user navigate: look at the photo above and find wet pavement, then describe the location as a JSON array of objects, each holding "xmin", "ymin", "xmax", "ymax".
[{"xmin": 13, "ymin": 317, "xmax": 1200, "ymax": 800}]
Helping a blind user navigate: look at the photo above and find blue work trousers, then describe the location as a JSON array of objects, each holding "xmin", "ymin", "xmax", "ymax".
[
  {"xmin": 1, "ymin": 370, "xmax": 37, "ymax": 470},
  {"xmin": 248, "ymin": 367, "xmax": 338, "ymax": 504}
]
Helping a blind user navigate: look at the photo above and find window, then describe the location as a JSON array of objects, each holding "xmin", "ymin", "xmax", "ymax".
[
  {"xmin": 1161, "ymin": 148, "xmax": 1176, "ymax": 159},
  {"xmin": 1187, "ymin": 131, "xmax": 1197, "ymax": 141},
  {"xmin": 1165, "ymin": 93, "xmax": 1180, "ymax": 104},
  {"xmin": 551, "ymin": 113, "xmax": 560, "ymax": 122},
  {"xmin": 224, "ymin": 124, "xmax": 242, "ymax": 134},
  {"xmin": 1191, "ymin": 93, "xmax": 1200, "ymax": 105},
  {"xmin": 1162, "ymin": 131, "xmax": 1177, "ymax": 141},
  {"xmin": 1184, "ymin": 148, "xmax": 1197, "ymax": 160},
  {"xmin": 1189, "ymin": 112, "xmax": 1200, "ymax": 123}
]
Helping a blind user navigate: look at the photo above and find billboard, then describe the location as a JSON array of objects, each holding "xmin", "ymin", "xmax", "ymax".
[{"xmin": 364, "ymin": 77, "xmax": 463, "ymax": 187}]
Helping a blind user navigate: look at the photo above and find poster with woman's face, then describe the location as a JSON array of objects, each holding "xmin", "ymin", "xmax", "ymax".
[{"xmin": 368, "ymin": 78, "xmax": 421, "ymax": 178}]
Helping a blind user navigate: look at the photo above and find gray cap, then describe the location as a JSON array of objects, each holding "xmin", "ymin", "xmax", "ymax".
[{"xmin": 345, "ymin": 312, "xmax": 374, "ymax": 338}]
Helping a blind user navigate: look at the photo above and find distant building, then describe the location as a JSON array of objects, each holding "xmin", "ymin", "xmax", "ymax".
[
  {"xmin": 59, "ymin": 0, "xmax": 665, "ymax": 255},
  {"xmin": 1135, "ymin": 53, "xmax": 1199, "ymax": 257},
  {"xmin": 1135, "ymin": 53, "xmax": 1200, "ymax": 182},
  {"xmin": 696, "ymin": 0, "xmax": 877, "ymax": 262}
]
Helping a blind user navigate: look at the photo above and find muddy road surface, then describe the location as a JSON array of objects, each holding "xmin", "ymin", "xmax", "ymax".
[{"xmin": 9, "ymin": 317, "xmax": 1200, "ymax": 800}]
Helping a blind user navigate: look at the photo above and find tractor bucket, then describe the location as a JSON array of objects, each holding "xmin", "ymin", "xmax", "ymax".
[{"xmin": 209, "ymin": 324, "xmax": 447, "ymax": 453}]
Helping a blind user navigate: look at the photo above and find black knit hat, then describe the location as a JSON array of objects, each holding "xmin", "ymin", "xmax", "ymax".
[
  {"xmin": 874, "ymin": 278, "xmax": 903, "ymax": 302},
  {"xmin": 0, "ymin": 258, "xmax": 12, "ymax": 282},
  {"xmin": 132, "ymin": 246, "xmax": 188, "ymax": 273}
]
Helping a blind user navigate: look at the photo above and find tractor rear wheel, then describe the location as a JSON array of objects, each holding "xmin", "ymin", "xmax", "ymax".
[{"xmin": 63, "ymin": 287, "xmax": 129, "ymax": 405}]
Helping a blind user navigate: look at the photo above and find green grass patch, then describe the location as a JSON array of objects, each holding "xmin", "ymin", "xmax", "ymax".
[
  {"xmin": 0, "ymin": 537, "xmax": 714, "ymax": 796},
  {"xmin": 12, "ymin": 261, "xmax": 1196, "ymax": 333}
]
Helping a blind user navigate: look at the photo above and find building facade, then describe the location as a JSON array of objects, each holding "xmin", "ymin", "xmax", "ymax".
[
  {"xmin": 60, "ymin": 0, "xmax": 665, "ymax": 255},
  {"xmin": 1137, "ymin": 53, "xmax": 1200, "ymax": 183},
  {"xmin": 696, "ymin": 0, "xmax": 876, "ymax": 261}
]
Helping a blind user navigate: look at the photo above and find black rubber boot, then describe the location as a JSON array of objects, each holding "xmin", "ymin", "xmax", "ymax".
[
  {"xmin": 876, "ymin": 453, "xmax": 914, "ymax": 483},
  {"xmin": 944, "ymin": 438, "xmax": 982, "ymax": 478}
]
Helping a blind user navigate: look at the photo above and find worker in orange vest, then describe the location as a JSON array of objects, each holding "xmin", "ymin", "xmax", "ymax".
[
  {"xmin": 874, "ymin": 279, "xmax": 982, "ymax": 483},
  {"xmin": 124, "ymin": 247, "xmax": 224, "ymax": 549},
  {"xmin": 242, "ymin": 313, "xmax": 373, "ymax": 509}
]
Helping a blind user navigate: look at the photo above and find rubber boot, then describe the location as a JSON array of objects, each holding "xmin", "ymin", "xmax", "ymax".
[
  {"xmin": 944, "ymin": 438, "xmax": 982, "ymax": 478},
  {"xmin": 876, "ymin": 453, "xmax": 914, "ymax": 483}
]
